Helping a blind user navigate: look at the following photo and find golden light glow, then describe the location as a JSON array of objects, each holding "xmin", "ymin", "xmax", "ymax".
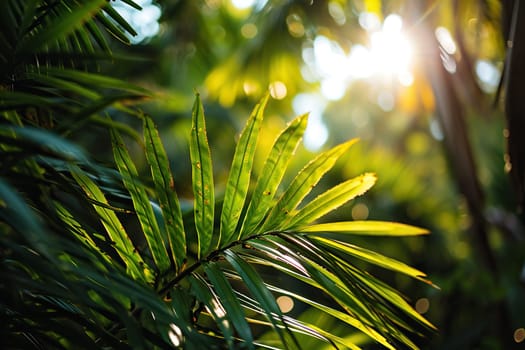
[
  {"xmin": 415, "ymin": 298, "xmax": 430, "ymax": 314},
  {"xmin": 305, "ymin": 13, "xmax": 415, "ymax": 102},
  {"xmin": 369, "ymin": 14, "xmax": 413, "ymax": 78},
  {"xmin": 277, "ymin": 295, "xmax": 294, "ymax": 313},
  {"xmin": 269, "ymin": 81, "xmax": 287, "ymax": 100},
  {"xmin": 514, "ymin": 328, "xmax": 525, "ymax": 343}
]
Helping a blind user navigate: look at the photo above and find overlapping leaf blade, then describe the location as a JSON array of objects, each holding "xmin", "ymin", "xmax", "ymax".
[
  {"xmin": 285, "ymin": 173, "xmax": 377, "ymax": 229},
  {"xmin": 220, "ymin": 94, "xmax": 269, "ymax": 246},
  {"xmin": 111, "ymin": 127, "xmax": 171, "ymax": 273},
  {"xmin": 69, "ymin": 164, "xmax": 147, "ymax": 282},
  {"xmin": 310, "ymin": 236, "xmax": 429, "ymax": 282},
  {"xmin": 264, "ymin": 284, "xmax": 394, "ymax": 350},
  {"xmin": 189, "ymin": 95, "xmax": 215, "ymax": 258},
  {"xmin": 261, "ymin": 139, "xmax": 358, "ymax": 232},
  {"xmin": 224, "ymin": 250, "xmax": 300, "ymax": 349},
  {"xmin": 189, "ymin": 274, "xmax": 235, "ymax": 347},
  {"xmin": 143, "ymin": 116, "xmax": 186, "ymax": 271},
  {"xmin": 16, "ymin": 0, "xmax": 107, "ymax": 53},
  {"xmin": 240, "ymin": 113, "xmax": 308, "ymax": 238},
  {"xmin": 204, "ymin": 262, "xmax": 255, "ymax": 348}
]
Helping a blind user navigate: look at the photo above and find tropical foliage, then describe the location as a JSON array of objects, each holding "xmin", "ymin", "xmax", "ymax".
[{"xmin": 0, "ymin": 1, "xmax": 436, "ymax": 349}]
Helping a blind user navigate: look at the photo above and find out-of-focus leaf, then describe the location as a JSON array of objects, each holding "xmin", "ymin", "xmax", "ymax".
[
  {"xmin": 261, "ymin": 139, "xmax": 358, "ymax": 232},
  {"xmin": 102, "ymin": 4, "xmax": 137, "ymax": 37},
  {"xmin": 204, "ymin": 262, "xmax": 255, "ymax": 349},
  {"xmin": 299, "ymin": 221, "xmax": 430, "ymax": 236},
  {"xmin": 223, "ymin": 250, "xmax": 299, "ymax": 349},
  {"xmin": 40, "ymin": 67, "xmax": 150, "ymax": 95},
  {"xmin": 0, "ymin": 178, "xmax": 49, "ymax": 256},
  {"xmin": 24, "ymin": 71, "xmax": 100, "ymax": 100},
  {"xmin": 189, "ymin": 94, "xmax": 215, "ymax": 258},
  {"xmin": 240, "ymin": 113, "xmax": 308, "ymax": 238},
  {"xmin": 220, "ymin": 94, "xmax": 268, "ymax": 246},
  {"xmin": 143, "ymin": 116, "xmax": 186, "ymax": 271},
  {"xmin": 0, "ymin": 126, "xmax": 88, "ymax": 162},
  {"xmin": 84, "ymin": 20, "xmax": 110, "ymax": 52},
  {"xmin": 17, "ymin": 0, "xmax": 107, "ymax": 53},
  {"xmin": 285, "ymin": 173, "xmax": 376, "ymax": 229},
  {"xmin": 53, "ymin": 201, "xmax": 112, "ymax": 265},
  {"xmin": 95, "ymin": 12, "xmax": 131, "ymax": 44},
  {"xmin": 111, "ymin": 127, "xmax": 170, "ymax": 273}
]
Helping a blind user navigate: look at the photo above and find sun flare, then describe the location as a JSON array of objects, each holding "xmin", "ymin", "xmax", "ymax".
[{"xmin": 305, "ymin": 13, "xmax": 415, "ymax": 102}]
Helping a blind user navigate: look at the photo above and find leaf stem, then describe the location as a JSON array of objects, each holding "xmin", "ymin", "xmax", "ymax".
[{"xmin": 158, "ymin": 231, "xmax": 283, "ymax": 296}]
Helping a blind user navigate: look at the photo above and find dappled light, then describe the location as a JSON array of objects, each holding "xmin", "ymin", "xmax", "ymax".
[
  {"xmin": 2, "ymin": 1, "xmax": 523, "ymax": 349},
  {"xmin": 304, "ymin": 13, "xmax": 414, "ymax": 103},
  {"xmin": 276, "ymin": 296, "xmax": 294, "ymax": 313}
]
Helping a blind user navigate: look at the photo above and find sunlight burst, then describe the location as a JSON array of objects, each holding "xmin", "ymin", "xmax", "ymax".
[{"xmin": 305, "ymin": 13, "xmax": 415, "ymax": 102}]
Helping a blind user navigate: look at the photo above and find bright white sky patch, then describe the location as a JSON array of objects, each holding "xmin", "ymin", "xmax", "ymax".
[
  {"xmin": 293, "ymin": 93, "xmax": 329, "ymax": 151},
  {"xmin": 369, "ymin": 14, "xmax": 413, "ymax": 76},
  {"xmin": 231, "ymin": 0, "xmax": 268, "ymax": 10},
  {"xmin": 304, "ymin": 13, "xmax": 414, "ymax": 102},
  {"xmin": 231, "ymin": 0, "xmax": 256, "ymax": 9},
  {"xmin": 113, "ymin": 0, "xmax": 161, "ymax": 43}
]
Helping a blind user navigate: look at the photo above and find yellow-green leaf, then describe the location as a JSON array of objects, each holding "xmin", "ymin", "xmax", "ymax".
[
  {"xmin": 299, "ymin": 221, "xmax": 429, "ymax": 236},
  {"xmin": 261, "ymin": 139, "xmax": 358, "ymax": 232},
  {"xmin": 240, "ymin": 113, "xmax": 308, "ymax": 238},
  {"xmin": 286, "ymin": 173, "xmax": 376, "ymax": 229}
]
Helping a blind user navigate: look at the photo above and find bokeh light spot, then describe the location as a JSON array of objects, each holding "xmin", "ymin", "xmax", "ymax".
[
  {"xmin": 277, "ymin": 296, "xmax": 294, "ymax": 313},
  {"xmin": 352, "ymin": 203, "xmax": 369, "ymax": 220},
  {"xmin": 269, "ymin": 81, "xmax": 287, "ymax": 100},
  {"xmin": 287, "ymin": 14, "xmax": 305, "ymax": 37},
  {"xmin": 168, "ymin": 324, "xmax": 183, "ymax": 347},
  {"xmin": 415, "ymin": 298, "xmax": 430, "ymax": 314},
  {"xmin": 241, "ymin": 23, "xmax": 258, "ymax": 38},
  {"xmin": 514, "ymin": 328, "xmax": 525, "ymax": 343}
]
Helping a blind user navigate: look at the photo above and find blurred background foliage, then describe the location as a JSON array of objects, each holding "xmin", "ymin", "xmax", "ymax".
[
  {"xmin": 2, "ymin": 0, "xmax": 524, "ymax": 348},
  {"xmin": 99, "ymin": 0, "xmax": 525, "ymax": 348}
]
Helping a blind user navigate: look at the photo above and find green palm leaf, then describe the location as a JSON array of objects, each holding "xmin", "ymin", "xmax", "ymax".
[
  {"xmin": 189, "ymin": 273, "xmax": 235, "ymax": 347},
  {"xmin": 143, "ymin": 115, "xmax": 186, "ymax": 272},
  {"xmin": 203, "ymin": 263, "xmax": 255, "ymax": 348},
  {"xmin": 285, "ymin": 173, "xmax": 377, "ymax": 229},
  {"xmin": 224, "ymin": 249, "xmax": 300, "ymax": 349},
  {"xmin": 299, "ymin": 220, "xmax": 430, "ymax": 236},
  {"xmin": 309, "ymin": 236, "xmax": 429, "ymax": 282},
  {"xmin": 220, "ymin": 94, "xmax": 269, "ymax": 247},
  {"xmin": 16, "ymin": 0, "xmax": 107, "ymax": 53},
  {"xmin": 261, "ymin": 139, "xmax": 358, "ymax": 232},
  {"xmin": 111, "ymin": 127, "xmax": 171, "ymax": 273},
  {"xmin": 69, "ymin": 164, "xmax": 149, "ymax": 282},
  {"xmin": 189, "ymin": 94, "xmax": 215, "ymax": 258},
  {"xmin": 240, "ymin": 113, "xmax": 308, "ymax": 239}
]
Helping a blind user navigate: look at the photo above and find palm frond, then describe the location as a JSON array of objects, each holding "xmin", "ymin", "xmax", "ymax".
[{"xmin": 100, "ymin": 94, "xmax": 435, "ymax": 349}]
